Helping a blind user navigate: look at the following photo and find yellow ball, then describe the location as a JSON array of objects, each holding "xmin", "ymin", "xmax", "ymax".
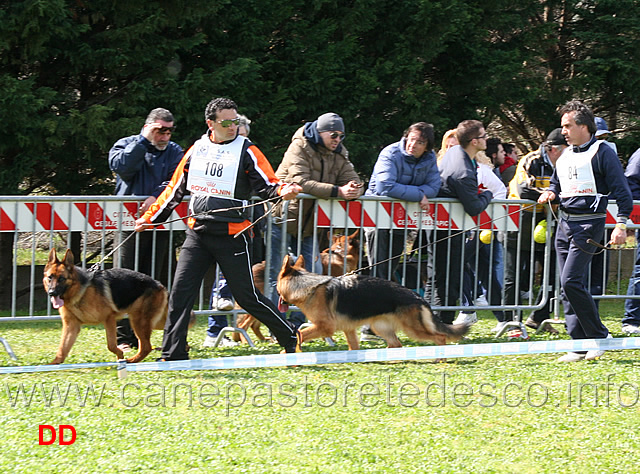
[
  {"xmin": 479, "ymin": 230, "xmax": 493, "ymax": 244},
  {"xmin": 534, "ymin": 220, "xmax": 547, "ymax": 244}
]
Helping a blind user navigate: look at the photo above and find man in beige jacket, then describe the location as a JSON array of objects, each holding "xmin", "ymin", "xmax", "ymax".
[{"xmin": 269, "ymin": 112, "xmax": 362, "ymax": 327}]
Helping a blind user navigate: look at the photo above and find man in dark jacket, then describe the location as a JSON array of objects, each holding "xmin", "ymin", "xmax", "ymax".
[
  {"xmin": 622, "ymin": 147, "xmax": 640, "ymax": 334},
  {"xmin": 108, "ymin": 108, "xmax": 183, "ymax": 350},
  {"xmin": 539, "ymin": 100, "xmax": 633, "ymax": 362},
  {"xmin": 430, "ymin": 120, "xmax": 493, "ymax": 324}
]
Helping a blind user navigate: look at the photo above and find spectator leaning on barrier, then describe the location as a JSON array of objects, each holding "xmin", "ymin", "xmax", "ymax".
[
  {"xmin": 361, "ymin": 122, "xmax": 441, "ymax": 342},
  {"xmin": 429, "ymin": 120, "xmax": 494, "ymax": 325},
  {"xmin": 269, "ymin": 112, "xmax": 363, "ymax": 328},
  {"xmin": 456, "ymin": 149, "xmax": 508, "ymax": 330},
  {"xmin": 538, "ymin": 100, "xmax": 633, "ymax": 362},
  {"xmin": 622, "ymin": 146, "xmax": 640, "ymax": 335},
  {"xmin": 135, "ymin": 97, "xmax": 303, "ymax": 360},
  {"xmin": 504, "ymin": 128, "xmax": 567, "ymax": 335},
  {"xmin": 108, "ymin": 107, "xmax": 184, "ymax": 352}
]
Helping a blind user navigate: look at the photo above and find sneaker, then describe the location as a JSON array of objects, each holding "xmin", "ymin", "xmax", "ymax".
[
  {"xmin": 585, "ymin": 334, "xmax": 613, "ymax": 361},
  {"xmin": 212, "ymin": 297, "xmax": 234, "ymax": 311},
  {"xmin": 622, "ymin": 324, "xmax": 640, "ymax": 335},
  {"xmin": 360, "ymin": 327, "xmax": 384, "ymax": 342},
  {"xmin": 557, "ymin": 352, "xmax": 586, "ymax": 363},
  {"xmin": 506, "ymin": 328, "xmax": 528, "ymax": 340},
  {"xmin": 203, "ymin": 335, "xmax": 238, "ymax": 348},
  {"xmin": 474, "ymin": 294, "xmax": 489, "ymax": 306},
  {"xmin": 117, "ymin": 343, "xmax": 133, "ymax": 353},
  {"xmin": 520, "ymin": 291, "xmax": 531, "ymax": 300},
  {"xmin": 454, "ymin": 312, "xmax": 478, "ymax": 325}
]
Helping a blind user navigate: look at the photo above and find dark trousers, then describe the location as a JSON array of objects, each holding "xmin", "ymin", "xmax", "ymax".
[
  {"xmin": 161, "ymin": 229, "xmax": 297, "ymax": 360},
  {"xmin": 556, "ymin": 217, "xmax": 609, "ymax": 340},
  {"xmin": 430, "ymin": 230, "xmax": 464, "ymax": 324}
]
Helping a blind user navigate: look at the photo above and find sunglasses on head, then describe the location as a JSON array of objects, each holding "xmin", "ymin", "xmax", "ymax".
[
  {"xmin": 216, "ymin": 118, "xmax": 241, "ymax": 128},
  {"xmin": 329, "ymin": 131, "xmax": 345, "ymax": 140}
]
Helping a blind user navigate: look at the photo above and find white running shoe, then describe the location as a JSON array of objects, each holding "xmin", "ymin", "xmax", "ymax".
[
  {"xmin": 454, "ymin": 312, "xmax": 478, "ymax": 325},
  {"xmin": 585, "ymin": 334, "xmax": 613, "ymax": 360}
]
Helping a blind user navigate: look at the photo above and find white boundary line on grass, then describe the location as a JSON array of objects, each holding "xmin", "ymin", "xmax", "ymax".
[{"xmin": 2, "ymin": 337, "xmax": 640, "ymax": 375}]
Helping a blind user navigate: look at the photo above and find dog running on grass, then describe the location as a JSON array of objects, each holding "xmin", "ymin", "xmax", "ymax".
[
  {"xmin": 232, "ymin": 230, "xmax": 361, "ymax": 343},
  {"xmin": 277, "ymin": 254, "xmax": 471, "ymax": 350},
  {"xmin": 43, "ymin": 249, "xmax": 168, "ymax": 364}
]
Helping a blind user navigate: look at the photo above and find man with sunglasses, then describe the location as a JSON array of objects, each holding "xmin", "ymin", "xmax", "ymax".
[
  {"xmin": 269, "ymin": 112, "xmax": 363, "ymax": 328},
  {"xmin": 135, "ymin": 97, "xmax": 303, "ymax": 360},
  {"xmin": 109, "ymin": 107, "xmax": 184, "ymax": 352}
]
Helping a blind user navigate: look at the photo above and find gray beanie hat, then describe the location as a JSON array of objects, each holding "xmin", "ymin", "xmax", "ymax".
[{"xmin": 316, "ymin": 112, "xmax": 345, "ymax": 133}]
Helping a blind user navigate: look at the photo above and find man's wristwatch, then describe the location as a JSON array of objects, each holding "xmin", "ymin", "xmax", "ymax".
[{"xmin": 616, "ymin": 222, "xmax": 627, "ymax": 230}]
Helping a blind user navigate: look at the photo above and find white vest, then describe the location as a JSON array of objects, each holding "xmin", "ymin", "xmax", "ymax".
[
  {"xmin": 186, "ymin": 135, "xmax": 246, "ymax": 198},
  {"xmin": 555, "ymin": 140, "xmax": 604, "ymax": 198}
]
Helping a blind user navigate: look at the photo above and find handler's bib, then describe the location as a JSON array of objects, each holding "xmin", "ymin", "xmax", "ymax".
[
  {"xmin": 556, "ymin": 140, "xmax": 603, "ymax": 198},
  {"xmin": 187, "ymin": 135, "xmax": 246, "ymax": 197}
]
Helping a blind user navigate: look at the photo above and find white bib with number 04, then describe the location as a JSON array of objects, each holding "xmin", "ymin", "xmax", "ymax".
[
  {"xmin": 187, "ymin": 135, "xmax": 246, "ymax": 197},
  {"xmin": 556, "ymin": 140, "xmax": 603, "ymax": 198}
]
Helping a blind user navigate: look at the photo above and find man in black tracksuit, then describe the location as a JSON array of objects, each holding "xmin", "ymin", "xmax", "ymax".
[{"xmin": 135, "ymin": 98, "xmax": 302, "ymax": 360}]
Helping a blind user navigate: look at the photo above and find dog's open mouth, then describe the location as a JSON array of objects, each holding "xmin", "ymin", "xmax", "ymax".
[
  {"xmin": 50, "ymin": 296, "xmax": 64, "ymax": 309},
  {"xmin": 278, "ymin": 296, "xmax": 289, "ymax": 313}
]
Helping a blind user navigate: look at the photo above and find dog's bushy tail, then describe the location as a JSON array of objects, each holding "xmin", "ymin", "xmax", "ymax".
[{"xmin": 421, "ymin": 306, "xmax": 471, "ymax": 341}]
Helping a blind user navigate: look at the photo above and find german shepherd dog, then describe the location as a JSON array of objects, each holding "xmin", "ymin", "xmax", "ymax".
[
  {"xmin": 319, "ymin": 229, "xmax": 360, "ymax": 276},
  {"xmin": 277, "ymin": 254, "xmax": 471, "ymax": 350},
  {"xmin": 232, "ymin": 231, "xmax": 361, "ymax": 344},
  {"xmin": 43, "ymin": 249, "xmax": 168, "ymax": 364}
]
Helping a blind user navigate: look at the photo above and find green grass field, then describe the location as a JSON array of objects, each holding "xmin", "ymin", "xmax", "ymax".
[{"xmin": 1, "ymin": 300, "xmax": 639, "ymax": 473}]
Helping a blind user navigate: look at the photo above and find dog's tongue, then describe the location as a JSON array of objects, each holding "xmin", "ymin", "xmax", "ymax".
[
  {"xmin": 278, "ymin": 296, "xmax": 289, "ymax": 313},
  {"xmin": 50, "ymin": 296, "xmax": 64, "ymax": 309}
]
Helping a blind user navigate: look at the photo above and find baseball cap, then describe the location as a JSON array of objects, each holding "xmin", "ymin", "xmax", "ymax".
[
  {"xmin": 545, "ymin": 128, "xmax": 568, "ymax": 146},
  {"xmin": 316, "ymin": 113, "xmax": 345, "ymax": 133},
  {"xmin": 595, "ymin": 117, "xmax": 611, "ymax": 137}
]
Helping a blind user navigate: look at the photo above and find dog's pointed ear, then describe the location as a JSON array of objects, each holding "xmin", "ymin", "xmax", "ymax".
[
  {"xmin": 63, "ymin": 249, "xmax": 75, "ymax": 267},
  {"xmin": 47, "ymin": 248, "xmax": 58, "ymax": 265},
  {"xmin": 348, "ymin": 229, "xmax": 360, "ymax": 240},
  {"xmin": 293, "ymin": 254, "xmax": 305, "ymax": 270},
  {"xmin": 280, "ymin": 255, "xmax": 295, "ymax": 277}
]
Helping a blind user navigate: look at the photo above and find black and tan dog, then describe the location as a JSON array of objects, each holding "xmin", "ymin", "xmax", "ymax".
[
  {"xmin": 319, "ymin": 229, "xmax": 360, "ymax": 277},
  {"xmin": 277, "ymin": 254, "xmax": 471, "ymax": 350},
  {"xmin": 43, "ymin": 249, "xmax": 168, "ymax": 364}
]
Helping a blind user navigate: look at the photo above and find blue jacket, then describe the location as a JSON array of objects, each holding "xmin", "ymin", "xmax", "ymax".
[
  {"xmin": 366, "ymin": 138, "xmax": 441, "ymax": 201},
  {"xmin": 108, "ymin": 133, "xmax": 184, "ymax": 197},
  {"xmin": 625, "ymin": 147, "xmax": 640, "ymax": 200},
  {"xmin": 548, "ymin": 136, "xmax": 632, "ymax": 219}
]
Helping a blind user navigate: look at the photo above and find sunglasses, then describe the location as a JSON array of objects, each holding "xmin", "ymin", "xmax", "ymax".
[
  {"xmin": 157, "ymin": 126, "xmax": 175, "ymax": 134},
  {"xmin": 474, "ymin": 134, "xmax": 487, "ymax": 140},
  {"xmin": 216, "ymin": 118, "xmax": 241, "ymax": 128},
  {"xmin": 329, "ymin": 131, "xmax": 345, "ymax": 140}
]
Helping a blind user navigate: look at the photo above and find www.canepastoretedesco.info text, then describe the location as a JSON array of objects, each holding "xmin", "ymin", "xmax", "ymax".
[{"xmin": 3, "ymin": 375, "xmax": 639, "ymax": 414}]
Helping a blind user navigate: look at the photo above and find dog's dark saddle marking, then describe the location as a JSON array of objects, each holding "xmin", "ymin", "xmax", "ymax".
[{"xmin": 327, "ymin": 275, "xmax": 427, "ymax": 320}]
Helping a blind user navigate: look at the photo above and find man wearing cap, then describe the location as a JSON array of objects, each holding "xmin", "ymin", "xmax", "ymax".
[
  {"xmin": 622, "ymin": 146, "xmax": 640, "ymax": 334},
  {"xmin": 503, "ymin": 128, "xmax": 568, "ymax": 334},
  {"xmin": 539, "ymin": 100, "xmax": 633, "ymax": 362},
  {"xmin": 269, "ymin": 112, "xmax": 363, "ymax": 327}
]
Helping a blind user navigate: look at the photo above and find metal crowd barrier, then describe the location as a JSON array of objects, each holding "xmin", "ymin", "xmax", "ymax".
[{"xmin": 0, "ymin": 195, "xmax": 637, "ymax": 347}]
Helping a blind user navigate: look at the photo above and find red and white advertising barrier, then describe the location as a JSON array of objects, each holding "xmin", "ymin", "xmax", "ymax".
[
  {"xmin": 0, "ymin": 198, "xmax": 637, "ymax": 232},
  {"xmin": 0, "ymin": 201, "xmax": 190, "ymax": 232},
  {"xmin": 316, "ymin": 200, "xmax": 522, "ymax": 231}
]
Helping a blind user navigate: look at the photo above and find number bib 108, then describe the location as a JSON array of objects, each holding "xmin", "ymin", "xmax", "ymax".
[
  {"xmin": 187, "ymin": 135, "xmax": 245, "ymax": 197},
  {"xmin": 556, "ymin": 140, "xmax": 602, "ymax": 198}
]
